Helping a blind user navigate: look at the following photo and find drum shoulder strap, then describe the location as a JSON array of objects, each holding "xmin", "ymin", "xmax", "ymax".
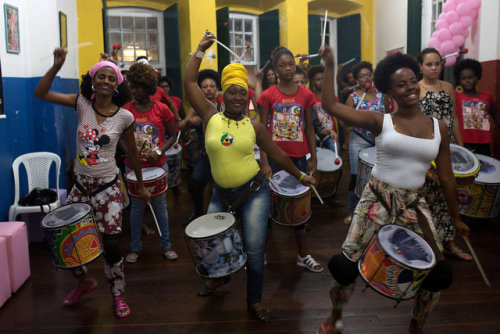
[
  {"xmin": 215, "ymin": 172, "xmax": 265, "ymax": 214},
  {"xmin": 74, "ymin": 174, "xmax": 119, "ymax": 199}
]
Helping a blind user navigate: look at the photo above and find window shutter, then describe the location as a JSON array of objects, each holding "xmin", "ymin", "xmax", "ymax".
[
  {"xmin": 259, "ymin": 9, "xmax": 279, "ymax": 68},
  {"xmin": 407, "ymin": 0, "xmax": 422, "ymax": 57},
  {"xmin": 163, "ymin": 3, "xmax": 182, "ymax": 98},
  {"xmin": 216, "ymin": 7, "xmax": 230, "ymax": 70},
  {"xmin": 308, "ymin": 15, "xmax": 322, "ymax": 66},
  {"xmin": 337, "ymin": 14, "xmax": 361, "ymax": 90}
]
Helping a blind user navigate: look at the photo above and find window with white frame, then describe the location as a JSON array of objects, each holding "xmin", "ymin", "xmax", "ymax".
[
  {"xmin": 431, "ymin": 0, "xmax": 446, "ymax": 33},
  {"xmin": 421, "ymin": 0, "xmax": 446, "ymax": 49},
  {"xmin": 107, "ymin": 8, "xmax": 165, "ymax": 70},
  {"xmin": 229, "ymin": 13, "xmax": 258, "ymax": 65}
]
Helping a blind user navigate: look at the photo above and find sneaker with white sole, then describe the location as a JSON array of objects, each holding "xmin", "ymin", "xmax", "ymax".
[{"xmin": 297, "ymin": 254, "xmax": 323, "ymax": 273}]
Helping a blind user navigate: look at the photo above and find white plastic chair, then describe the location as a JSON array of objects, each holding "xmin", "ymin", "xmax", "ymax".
[{"xmin": 8, "ymin": 152, "xmax": 62, "ymax": 221}]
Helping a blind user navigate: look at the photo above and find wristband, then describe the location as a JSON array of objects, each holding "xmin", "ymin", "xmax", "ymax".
[
  {"xmin": 195, "ymin": 50, "xmax": 205, "ymax": 59},
  {"xmin": 299, "ymin": 173, "xmax": 305, "ymax": 182}
]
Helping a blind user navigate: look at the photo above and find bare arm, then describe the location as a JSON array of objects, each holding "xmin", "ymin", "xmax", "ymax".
[
  {"xmin": 444, "ymin": 80, "xmax": 464, "ymax": 146},
  {"xmin": 491, "ymin": 101, "xmax": 500, "ymax": 126},
  {"xmin": 253, "ymin": 120, "xmax": 315, "ymax": 186},
  {"xmin": 183, "ymin": 32, "xmax": 218, "ymax": 128},
  {"xmin": 435, "ymin": 121, "xmax": 469, "ymax": 238},
  {"xmin": 319, "ymin": 45, "xmax": 383, "ymax": 135},
  {"xmin": 34, "ymin": 48, "xmax": 77, "ymax": 107},
  {"xmin": 304, "ymin": 105, "xmax": 317, "ymax": 174},
  {"xmin": 258, "ymin": 104, "xmax": 271, "ymax": 176},
  {"xmin": 383, "ymin": 94, "xmax": 391, "ymax": 113},
  {"xmin": 336, "ymin": 64, "xmax": 348, "ymax": 90},
  {"xmin": 254, "ymin": 69, "xmax": 264, "ymax": 100},
  {"xmin": 121, "ymin": 125, "xmax": 151, "ymax": 203}
]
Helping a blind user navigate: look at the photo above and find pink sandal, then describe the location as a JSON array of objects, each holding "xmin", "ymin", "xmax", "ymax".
[
  {"xmin": 63, "ymin": 277, "xmax": 98, "ymax": 306},
  {"xmin": 113, "ymin": 296, "xmax": 131, "ymax": 319}
]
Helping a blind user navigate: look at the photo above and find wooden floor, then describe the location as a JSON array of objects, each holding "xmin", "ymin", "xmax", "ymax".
[{"xmin": 1, "ymin": 160, "xmax": 500, "ymax": 334}]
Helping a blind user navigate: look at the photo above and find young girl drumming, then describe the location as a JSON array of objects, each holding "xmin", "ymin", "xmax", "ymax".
[
  {"xmin": 318, "ymin": 45, "xmax": 470, "ymax": 334},
  {"xmin": 184, "ymin": 31, "xmax": 315, "ymax": 322},
  {"xmin": 34, "ymin": 49, "xmax": 151, "ymax": 319},
  {"xmin": 257, "ymin": 47, "xmax": 323, "ymax": 273},
  {"xmin": 418, "ymin": 48, "xmax": 470, "ymax": 261},
  {"xmin": 123, "ymin": 62, "xmax": 178, "ymax": 263}
]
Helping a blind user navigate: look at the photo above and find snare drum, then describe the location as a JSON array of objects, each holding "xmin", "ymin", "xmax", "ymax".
[
  {"xmin": 427, "ymin": 144, "xmax": 480, "ymax": 187},
  {"xmin": 458, "ymin": 154, "xmax": 500, "ymax": 218},
  {"xmin": 126, "ymin": 167, "xmax": 167, "ymax": 198},
  {"xmin": 42, "ymin": 203, "xmax": 103, "ymax": 269},
  {"xmin": 185, "ymin": 213, "xmax": 247, "ymax": 278},
  {"xmin": 270, "ymin": 170, "xmax": 311, "ymax": 226},
  {"xmin": 359, "ymin": 224, "xmax": 436, "ymax": 300},
  {"xmin": 314, "ymin": 147, "xmax": 343, "ymax": 198},
  {"xmin": 355, "ymin": 147, "xmax": 377, "ymax": 198},
  {"xmin": 166, "ymin": 145, "xmax": 182, "ymax": 187}
]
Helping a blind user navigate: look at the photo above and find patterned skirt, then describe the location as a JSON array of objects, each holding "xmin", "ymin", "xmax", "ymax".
[
  {"xmin": 342, "ymin": 176, "xmax": 442, "ymax": 262},
  {"xmin": 422, "ymin": 176, "xmax": 454, "ymax": 242},
  {"xmin": 66, "ymin": 173, "xmax": 124, "ymax": 234}
]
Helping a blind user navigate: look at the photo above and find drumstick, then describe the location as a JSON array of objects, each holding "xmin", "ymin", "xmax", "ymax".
[
  {"xmin": 148, "ymin": 203, "xmax": 162, "ymax": 237},
  {"xmin": 355, "ymin": 83, "xmax": 372, "ymax": 110},
  {"xmin": 41, "ymin": 41, "xmax": 93, "ymax": 61},
  {"xmin": 212, "ymin": 39, "xmax": 239, "ymax": 59},
  {"xmin": 321, "ymin": 10, "xmax": 328, "ymax": 47},
  {"xmin": 463, "ymin": 237, "xmax": 491, "ymax": 288},
  {"xmin": 308, "ymin": 172, "xmax": 324, "ymax": 204},
  {"xmin": 175, "ymin": 131, "xmax": 181, "ymax": 146},
  {"xmin": 238, "ymin": 43, "xmax": 251, "ymax": 62},
  {"xmin": 138, "ymin": 140, "xmax": 147, "ymax": 155},
  {"xmin": 267, "ymin": 177, "xmax": 283, "ymax": 193}
]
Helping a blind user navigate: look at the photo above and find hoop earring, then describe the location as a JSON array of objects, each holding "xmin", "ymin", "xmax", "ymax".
[
  {"xmin": 112, "ymin": 89, "xmax": 119, "ymax": 97},
  {"xmin": 91, "ymin": 85, "xmax": 95, "ymax": 92},
  {"xmin": 455, "ymin": 85, "xmax": 464, "ymax": 93}
]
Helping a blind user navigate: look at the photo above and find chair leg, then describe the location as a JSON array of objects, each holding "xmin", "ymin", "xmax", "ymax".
[{"xmin": 8, "ymin": 207, "xmax": 16, "ymax": 222}]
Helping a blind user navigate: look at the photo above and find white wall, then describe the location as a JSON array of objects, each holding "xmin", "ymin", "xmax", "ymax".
[
  {"xmin": 475, "ymin": 0, "xmax": 500, "ymax": 62},
  {"xmin": 0, "ymin": 0, "xmax": 78, "ymax": 79},
  {"xmin": 374, "ymin": 0, "xmax": 408, "ymax": 64}
]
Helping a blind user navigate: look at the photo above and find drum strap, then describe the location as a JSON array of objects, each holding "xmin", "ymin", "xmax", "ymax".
[
  {"xmin": 215, "ymin": 172, "xmax": 265, "ymax": 214},
  {"xmin": 352, "ymin": 130, "xmax": 375, "ymax": 146},
  {"xmin": 368, "ymin": 183, "xmax": 444, "ymax": 261},
  {"xmin": 74, "ymin": 174, "xmax": 119, "ymax": 199}
]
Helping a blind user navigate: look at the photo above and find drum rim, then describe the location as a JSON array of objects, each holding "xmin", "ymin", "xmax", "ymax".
[
  {"xmin": 474, "ymin": 154, "xmax": 500, "ymax": 184},
  {"xmin": 185, "ymin": 213, "xmax": 237, "ymax": 239},
  {"xmin": 271, "ymin": 170, "xmax": 311, "ymax": 196},
  {"xmin": 431, "ymin": 144, "xmax": 481, "ymax": 177},
  {"xmin": 376, "ymin": 224, "xmax": 436, "ymax": 271},
  {"xmin": 165, "ymin": 145, "xmax": 182, "ymax": 154},
  {"xmin": 317, "ymin": 156, "xmax": 343, "ymax": 172},
  {"xmin": 125, "ymin": 166, "xmax": 166, "ymax": 181},
  {"xmin": 358, "ymin": 146, "xmax": 377, "ymax": 166},
  {"xmin": 41, "ymin": 202, "xmax": 92, "ymax": 229}
]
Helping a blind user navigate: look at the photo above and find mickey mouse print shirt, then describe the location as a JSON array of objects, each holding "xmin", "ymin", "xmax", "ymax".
[{"xmin": 74, "ymin": 95, "xmax": 134, "ymax": 177}]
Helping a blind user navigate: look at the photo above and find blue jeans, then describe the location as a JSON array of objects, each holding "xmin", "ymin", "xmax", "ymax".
[
  {"xmin": 126, "ymin": 165, "xmax": 171, "ymax": 251},
  {"xmin": 207, "ymin": 174, "xmax": 270, "ymax": 305},
  {"xmin": 348, "ymin": 132, "xmax": 374, "ymax": 213},
  {"xmin": 268, "ymin": 156, "xmax": 308, "ymax": 235},
  {"xmin": 317, "ymin": 136, "xmax": 342, "ymax": 156},
  {"xmin": 188, "ymin": 152, "xmax": 212, "ymax": 216}
]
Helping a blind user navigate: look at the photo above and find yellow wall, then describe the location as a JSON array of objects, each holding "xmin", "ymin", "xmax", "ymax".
[
  {"xmin": 76, "ymin": 0, "xmax": 105, "ymax": 76},
  {"xmin": 273, "ymin": 0, "xmax": 309, "ymax": 56}
]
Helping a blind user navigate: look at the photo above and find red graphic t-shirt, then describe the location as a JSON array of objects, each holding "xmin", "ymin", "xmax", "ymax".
[
  {"xmin": 257, "ymin": 85, "xmax": 315, "ymax": 157},
  {"xmin": 455, "ymin": 91, "xmax": 495, "ymax": 144},
  {"xmin": 151, "ymin": 87, "xmax": 178, "ymax": 132},
  {"xmin": 124, "ymin": 100, "xmax": 174, "ymax": 168}
]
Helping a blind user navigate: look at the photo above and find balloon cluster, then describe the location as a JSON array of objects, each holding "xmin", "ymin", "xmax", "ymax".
[{"xmin": 428, "ymin": 0, "xmax": 481, "ymax": 67}]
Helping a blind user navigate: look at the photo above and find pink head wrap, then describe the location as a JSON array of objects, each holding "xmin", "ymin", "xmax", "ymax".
[{"xmin": 88, "ymin": 61, "xmax": 124, "ymax": 85}]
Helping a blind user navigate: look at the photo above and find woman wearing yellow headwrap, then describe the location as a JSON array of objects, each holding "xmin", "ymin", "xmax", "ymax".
[{"xmin": 184, "ymin": 31, "xmax": 316, "ymax": 322}]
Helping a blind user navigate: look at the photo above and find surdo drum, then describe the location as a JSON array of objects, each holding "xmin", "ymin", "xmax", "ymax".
[
  {"xmin": 358, "ymin": 224, "xmax": 436, "ymax": 300},
  {"xmin": 270, "ymin": 170, "xmax": 311, "ymax": 226},
  {"xmin": 314, "ymin": 147, "xmax": 343, "ymax": 198},
  {"xmin": 427, "ymin": 144, "xmax": 480, "ymax": 187},
  {"xmin": 355, "ymin": 147, "xmax": 376, "ymax": 198},
  {"xmin": 185, "ymin": 213, "xmax": 247, "ymax": 278},
  {"xmin": 126, "ymin": 166, "xmax": 167, "ymax": 197},
  {"xmin": 42, "ymin": 203, "xmax": 103, "ymax": 269},
  {"xmin": 166, "ymin": 145, "xmax": 183, "ymax": 187}
]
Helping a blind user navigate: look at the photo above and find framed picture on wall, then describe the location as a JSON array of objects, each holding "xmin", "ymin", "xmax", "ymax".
[
  {"xmin": 4, "ymin": 4, "xmax": 20, "ymax": 54},
  {"xmin": 59, "ymin": 11, "xmax": 67, "ymax": 48},
  {"xmin": 386, "ymin": 47, "xmax": 405, "ymax": 56}
]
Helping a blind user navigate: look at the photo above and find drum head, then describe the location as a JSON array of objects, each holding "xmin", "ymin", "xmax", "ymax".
[
  {"xmin": 450, "ymin": 144, "xmax": 480, "ymax": 176},
  {"xmin": 185, "ymin": 213, "xmax": 236, "ymax": 238},
  {"xmin": 317, "ymin": 147, "xmax": 342, "ymax": 172},
  {"xmin": 475, "ymin": 154, "xmax": 500, "ymax": 184},
  {"xmin": 42, "ymin": 203, "xmax": 91, "ymax": 228},
  {"xmin": 166, "ymin": 145, "xmax": 182, "ymax": 155},
  {"xmin": 126, "ymin": 167, "xmax": 165, "ymax": 181},
  {"xmin": 378, "ymin": 225, "xmax": 435, "ymax": 270},
  {"xmin": 271, "ymin": 170, "xmax": 309, "ymax": 196},
  {"xmin": 359, "ymin": 147, "xmax": 376, "ymax": 167}
]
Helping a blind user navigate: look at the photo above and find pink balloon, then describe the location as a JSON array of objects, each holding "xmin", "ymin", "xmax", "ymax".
[
  {"xmin": 461, "ymin": 27, "xmax": 470, "ymax": 39},
  {"xmin": 444, "ymin": 56, "xmax": 457, "ymax": 67},
  {"xmin": 469, "ymin": 8, "xmax": 478, "ymax": 19},
  {"xmin": 467, "ymin": 0, "xmax": 481, "ymax": 9},
  {"xmin": 456, "ymin": 2, "xmax": 472, "ymax": 16},
  {"xmin": 428, "ymin": 37, "xmax": 441, "ymax": 49},
  {"xmin": 445, "ymin": 11, "xmax": 460, "ymax": 24},
  {"xmin": 459, "ymin": 15, "xmax": 473, "ymax": 28},
  {"xmin": 435, "ymin": 19, "xmax": 449, "ymax": 31},
  {"xmin": 449, "ymin": 22, "xmax": 464, "ymax": 35},
  {"xmin": 436, "ymin": 28, "xmax": 452, "ymax": 42},
  {"xmin": 451, "ymin": 34, "xmax": 465, "ymax": 48},
  {"xmin": 443, "ymin": 0, "xmax": 458, "ymax": 12},
  {"xmin": 438, "ymin": 12, "xmax": 447, "ymax": 21},
  {"xmin": 441, "ymin": 40, "xmax": 457, "ymax": 55}
]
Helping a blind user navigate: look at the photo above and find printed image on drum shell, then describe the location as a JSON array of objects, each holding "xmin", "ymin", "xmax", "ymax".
[
  {"xmin": 389, "ymin": 229, "xmax": 433, "ymax": 263},
  {"xmin": 451, "ymin": 150, "xmax": 475, "ymax": 171},
  {"xmin": 189, "ymin": 230, "xmax": 246, "ymax": 278}
]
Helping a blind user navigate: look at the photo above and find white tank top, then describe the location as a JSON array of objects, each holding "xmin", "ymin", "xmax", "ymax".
[{"xmin": 371, "ymin": 114, "xmax": 441, "ymax": 189}]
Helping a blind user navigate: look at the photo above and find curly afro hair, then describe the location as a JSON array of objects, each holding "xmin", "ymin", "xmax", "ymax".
[
  {"xmin": 417, "ymin": 47, "xmax": 441, "ymax": 65},
  {"xmin": 262, "ymin": 66, "xmax": 276, "ymax": 90},
  {"xmin": 373, "ymin": 52, "xmax": 420, "ymax": 94},
  {"xmin": 126, "ymin": 63, "xmax": 158, "ymax": 96},
  {"xmin": 80, "ymin": 72, "xmax": 132, "ymax": 107},
  {"xmin": 454, "ymin": 58, "xmax": 482, "ymax": 83},
  {"xmin": 197, "ymin": 69, "xmax": 221, "ymax": 90},
  {"xmin": 308, "ymin": 65, "xmax": 325, "ymax": 82},
  {"xmin": 352, "ymin": 61, "xmax": 373, "ymax": 80},
  {"xmin": 159, "ymin": 76, "xmax": 174, "ymax": 89}
]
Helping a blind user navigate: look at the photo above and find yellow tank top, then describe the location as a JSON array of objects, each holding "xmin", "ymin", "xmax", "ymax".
[{"xmin": 205, "ymin": 112, "xmax": 260, "ymax": 188}]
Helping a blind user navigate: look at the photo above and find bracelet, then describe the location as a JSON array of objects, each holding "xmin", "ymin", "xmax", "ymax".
[
  {"xmin": 194, "ymin": 50, "xmax": 205, "ymax": 59},
  {"xmin": 299, "ymin": 173, "xmax": 305, "ymax": 182}
]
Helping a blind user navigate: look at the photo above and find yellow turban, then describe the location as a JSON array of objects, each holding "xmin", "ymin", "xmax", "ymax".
[{"xmin": 221, "ymin": 63, "xmax": 248, "ymax": 96}]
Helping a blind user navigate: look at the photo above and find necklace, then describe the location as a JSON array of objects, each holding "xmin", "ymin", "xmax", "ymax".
[{"xmin": 220, "ymin": 112, "xmax": 247, "ymax": 128}]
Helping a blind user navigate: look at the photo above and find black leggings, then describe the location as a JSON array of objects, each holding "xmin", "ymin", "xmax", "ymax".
[
  {"xmin": 328, "ymin": 253, "xmax": 453, "ymax": 292},
  {"xmin": 102, "ymin": 233, "xmax": 122, "ymax": 264}
]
